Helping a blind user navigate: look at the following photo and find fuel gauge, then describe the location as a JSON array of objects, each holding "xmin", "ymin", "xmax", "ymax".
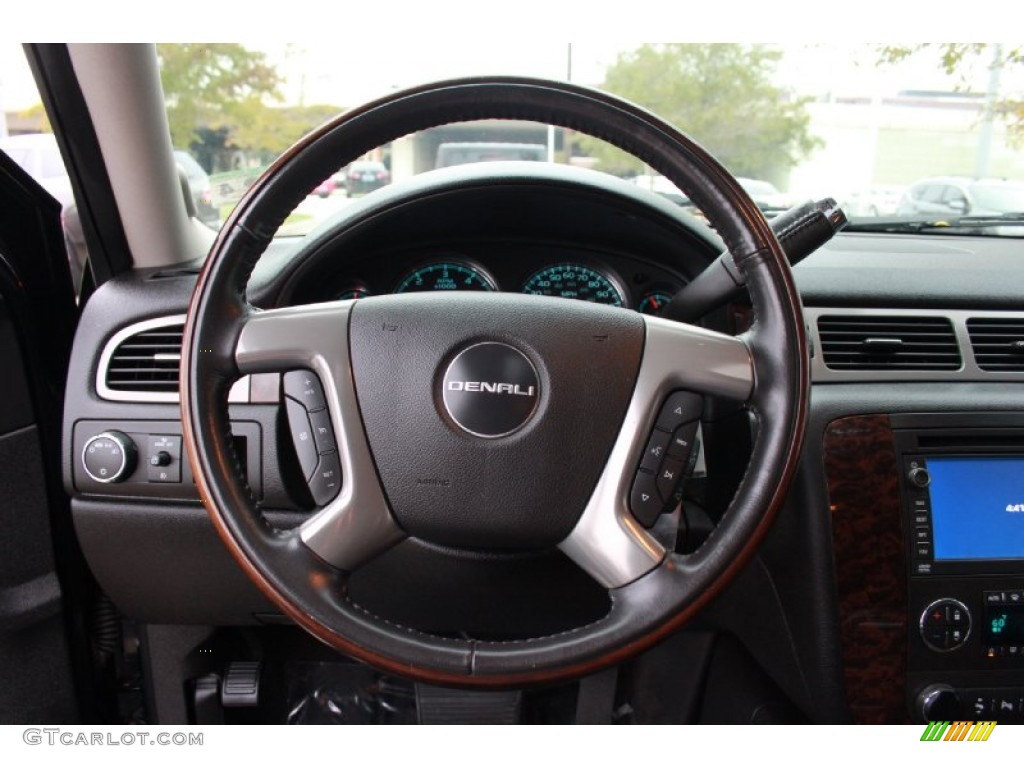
[
  {"xmin": 636, "ymin": 291, "xmax": 674, "ymax": 316},
  {"xmin": 337, "ymin": 286, "xmax": 369, "ymax": 301}
]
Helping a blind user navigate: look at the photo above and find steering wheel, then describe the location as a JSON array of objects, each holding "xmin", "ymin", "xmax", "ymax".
[{"xmin": 181, "ymin": 77, "xmax": 808, "ymax": 686}]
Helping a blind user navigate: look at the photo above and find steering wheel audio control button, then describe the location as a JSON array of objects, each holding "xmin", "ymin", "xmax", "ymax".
[
  {"xmin": 308, "ymin": 408, "xmax": 337, "ymax": 453},
  {"xmin": 657, "ymin": 458, "xmax": 686, "ymax": 502},
  {"xmin": 284, "ymin": 370, "xmax": 327, "ymax": 412},
  {"xmin": 309, "ymin": 452, "xmax": 343, "ymax": 505},
  {"xmin": 639, "ymin": 430, "xmax": 672, "ymax": 472},
  {"xmin": 628, "ymin": 391, "xmax": 704, "ymax": 526},
  {"xmin": 655, "ymin": 390, "xmax": 703, "ymax": 432},
  {"xmin": 667, "ymin": 422, "xmax": 699, "ymax": 460},
  {"xmin": 630, "ymin": 470, "xmax": 664, "ymax": 527},
  {"xmin": 285, "ymin": 397, "xmax": 319, "ymax": 482}
]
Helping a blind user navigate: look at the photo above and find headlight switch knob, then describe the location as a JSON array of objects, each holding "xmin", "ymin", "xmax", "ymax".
[{"xmin": 83, "ymin": 430, "xmax": 138, "ymax": 483}]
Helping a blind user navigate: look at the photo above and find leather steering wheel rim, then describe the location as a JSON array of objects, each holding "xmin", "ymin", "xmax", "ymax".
[{"xmin": 181, "ymin": 77, "xmax": 809, "ymax": 686}]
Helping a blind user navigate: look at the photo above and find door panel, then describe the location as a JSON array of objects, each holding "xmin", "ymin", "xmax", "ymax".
[{"xmin": 0, "ymin": 149, "xmax": 86, "ymax": 723}]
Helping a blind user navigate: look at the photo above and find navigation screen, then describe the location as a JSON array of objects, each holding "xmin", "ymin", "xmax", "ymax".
[{"xmin": 928, "ymin": 456, "xmax": 1024, "ymax": 561}]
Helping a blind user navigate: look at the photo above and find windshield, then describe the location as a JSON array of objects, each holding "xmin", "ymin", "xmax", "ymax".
[
  {"xmin": 7, "ymin": 42, "xmax": 1024, "ymax": 237},
  {"xmin": 970, "ymin": 184, "xmax": 1024, "ymax": 213}
]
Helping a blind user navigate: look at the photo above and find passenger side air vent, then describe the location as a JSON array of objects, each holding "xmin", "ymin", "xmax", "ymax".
[
  {"xmin": 104, "ymin": 321, "xmax": 184, "ymax": 393},
  {"xmin": 967, "ymin": 317, "xmax": 1024, "ymax": 372},
  {"xmin": 817, "ymin": 315, "xmax": 961, "ymax": 371}
]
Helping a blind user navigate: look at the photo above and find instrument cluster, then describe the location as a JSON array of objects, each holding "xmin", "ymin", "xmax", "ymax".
[{"xmin": 320, "ymin": 246, "xmax": 684, "ymax": 317}]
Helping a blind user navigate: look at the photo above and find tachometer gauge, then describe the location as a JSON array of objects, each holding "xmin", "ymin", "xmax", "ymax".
[
  {"xmin": 521, "ymin": 264, "xmax": 625, "ymax": 306},
  {"xmin": 394, "ymin": 262, "xmax": 497, "ymax": 293}
]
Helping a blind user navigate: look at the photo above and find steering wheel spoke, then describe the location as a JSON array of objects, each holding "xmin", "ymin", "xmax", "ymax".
[
  {"xmin": 236, "ymin": 302, "xmax": 405, "ymax": 571},
  {"xmin": 640, "ymin": 315, "xmax": 753, "ymax": 401},
  {"xmin": 559, "ymin": 316, "xmax": 753, "ymax": 588}
]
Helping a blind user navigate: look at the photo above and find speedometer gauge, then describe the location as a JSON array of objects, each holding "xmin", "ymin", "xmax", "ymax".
[
  {"xmin": 394, "ymin": 262, "xmax": 497, "ymax": 293},
  {"xmin": 521, "ymin": 264, "xmax": 625, "ymax": 307}
]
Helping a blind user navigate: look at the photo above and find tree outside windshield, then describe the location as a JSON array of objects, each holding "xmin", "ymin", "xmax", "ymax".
[{"xmin": 3, "ymin": 42, "xmax": 1023, "ymax": 233}]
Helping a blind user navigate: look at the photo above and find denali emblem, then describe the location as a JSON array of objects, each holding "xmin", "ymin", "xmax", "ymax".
[
  {"xmin": 441, "ymin": 343, "xmax": 540, "ymax": 438},
  {"xmin": 446, "ymin": 381, "xmax": 536, "ymax": 396}
]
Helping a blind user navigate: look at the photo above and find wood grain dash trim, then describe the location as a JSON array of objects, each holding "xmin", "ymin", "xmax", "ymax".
[{"xmin": 824, "ymin": 414, "xmax": 908, "ymax": 724}]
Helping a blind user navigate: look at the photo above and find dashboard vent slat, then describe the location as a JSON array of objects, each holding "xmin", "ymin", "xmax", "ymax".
[
  {"xmin": 967, "ymin": 317, "xmax": 1024, "ymax": 372},
  {"xmin": 104, "ymin": 322, "xmax": 184, "ymax": 392},
  {"xmin": 818, "ymin": 315, "xmax": 961, "ymax": 371}
]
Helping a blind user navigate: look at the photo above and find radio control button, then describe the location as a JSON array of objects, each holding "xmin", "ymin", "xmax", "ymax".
[
  {"xmin": 667, "ymin": 422, "xmax": 699, "ymax": 460},
  {"xmin": 913, "ymin": 513, "xmax": 929, "ymax": 525},
  {"xmin": 309, "ymin": 452, "xmax": 342, "ymax": 505},
  {"xmin": 656, "ymin": 458, "xmax": 686, "ymax": 503},
  {"xmin": 655, "ymin": 391, "xmax": 702, "ymax": 433},
  {"xmin": 630, "ymin": 470, "xmax": 663, "ymax": 528},
  {"xmin": 907, "ymin": 467, "xmax": 931, "ymax": 487},
  {"xmin": 985, "ymin": 591, "xmax": 1005, "ymax": 606},
  {"xmin": 915, "ymin": 543, "xmax": 932, "ymax": 559},
  {"xmin": 914, "ymin": 527, "xmax": 930, "ymax": 542}
]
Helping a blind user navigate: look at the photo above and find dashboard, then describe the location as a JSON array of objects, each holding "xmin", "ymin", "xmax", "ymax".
[
  {"xmin": 60, "ymin": 162, "xmax": 1024, "ymax": 724},
  {"xmin": 252, "ymin": 164, "xmax": 721, "ymax": 313}
]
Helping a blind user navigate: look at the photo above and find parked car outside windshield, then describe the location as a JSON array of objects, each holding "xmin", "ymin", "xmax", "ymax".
[
  {"xmin": 144, "ymin": 42, "xmax": 1024, "ymax": 239},
  {"xmin": 0, "ymin": 131, "xmax": 74, "ymax": 207},
  {"xmin": 173, "ymin": 149, "xmax": 220, "ymax": 226},
  {"xmin": 898, "ymin": 177, "xmax": 1024, "ymax": 218}
]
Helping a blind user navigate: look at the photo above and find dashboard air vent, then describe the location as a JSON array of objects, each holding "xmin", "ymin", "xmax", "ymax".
[
  {"xmin": 104, "ymin": 322, "xmax": 184, "ymax": 393},
  {"xmin": 817, "ymin": 315, "xmax": 961, "ymax": 371},
  {"xmin": 967, "ymin": 317, "xmax": 1024, "ymax": 372}
]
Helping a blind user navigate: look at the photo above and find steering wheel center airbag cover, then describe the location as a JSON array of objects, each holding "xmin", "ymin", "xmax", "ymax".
[{"xmin": 348, "ymin": 293, "xmax": 643, "ymax": 548}]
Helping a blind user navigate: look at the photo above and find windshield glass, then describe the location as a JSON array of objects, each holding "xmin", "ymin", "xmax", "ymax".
[
  {"xmin": 13, "ymin": 42, "xmax": 1022, "ymax": 237},
  {"xmin": 148, "ymin": 43, "xmax": 1021, "ymax": 236},
  {"xmin": 970, "ymin": 184, "xmax": 1024, "ymax": 213}
]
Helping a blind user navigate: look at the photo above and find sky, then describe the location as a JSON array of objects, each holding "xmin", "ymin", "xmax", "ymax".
[
  {"xmin": 2, "ymin": 0, "xmax": 1022, "ymax": 114},
  {"xmin": 3, "ymin": 41, "xmax": 1019, "ymax": 118}
]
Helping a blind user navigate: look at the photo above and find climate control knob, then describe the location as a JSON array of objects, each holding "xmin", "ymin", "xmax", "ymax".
[
  {"xmin": 920, "ymin": 598, "xmax": 971, "ymax": 652},
  {"xmin": 82, "ymin": 431, "xmax": 137, "ymax": 483},
  {"xmin": 916, "ymin": 684, "xmax": 962, "ymax": 722}
]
